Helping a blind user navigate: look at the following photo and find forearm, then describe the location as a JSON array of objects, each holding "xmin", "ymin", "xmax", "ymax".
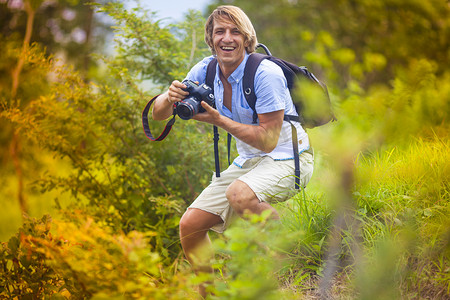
[
  {"xmin": 215, "ymin": 114, "xmax": 281, "ymax": 153},
  {"xmin": 152, "ymin": 92, "xmax": 175, "ymax": 121}
]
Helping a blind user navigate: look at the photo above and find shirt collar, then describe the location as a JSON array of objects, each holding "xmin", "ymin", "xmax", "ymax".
[{"xmin": 215, "ymin": 52, "xmax": 249, "ymax": 84}]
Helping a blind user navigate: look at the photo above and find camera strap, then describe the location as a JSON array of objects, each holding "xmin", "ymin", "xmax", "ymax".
[
  {"xmin": 213, "ymin": 125, "xmax": 220, "ymax": 177},
  {"xmin": 142, "ymin": 95, "xmax": 177, "ymax": 141}
]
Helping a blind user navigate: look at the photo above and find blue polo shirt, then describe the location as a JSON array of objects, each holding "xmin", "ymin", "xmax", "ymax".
[{"xmin": 185, "ymin": 52, "xmax": 309, "ymax": 167}]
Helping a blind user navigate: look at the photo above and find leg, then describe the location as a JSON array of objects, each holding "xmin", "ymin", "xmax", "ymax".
[
  {"xmin": 179, "ymin": 208, "xmax": 223, "ymax": 271},
  {"xmin": 226, "ymin": 179, "xmax": 279, "ymax": 219},
  {"xmin": 179, "ymin": 208, "xmax": 222, "ymax": 298}
]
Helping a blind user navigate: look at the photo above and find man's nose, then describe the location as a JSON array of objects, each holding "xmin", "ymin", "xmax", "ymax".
[{"xmin": 223, "ymin": 30, "xmax": 233, "ymax": 42}]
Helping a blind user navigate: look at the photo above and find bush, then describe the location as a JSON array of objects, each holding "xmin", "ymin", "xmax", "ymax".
[{"xmin": 0, "ymin": 213, "xmax": 197, "ymax": 299}]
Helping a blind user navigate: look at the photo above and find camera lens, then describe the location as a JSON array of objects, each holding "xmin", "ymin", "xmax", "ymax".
[{"xmin": 177, "ymin": 98, "xmax": 199, "ymax": 120}]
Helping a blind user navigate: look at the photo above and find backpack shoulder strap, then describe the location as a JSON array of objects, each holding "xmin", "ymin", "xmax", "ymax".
[
  {"xmin": 206, "ymin": 58, "xmax": 217, "ymax": 89},
  {"xmin": 242, "ymin": 53, "xmax": 268, "ymax": 124},
  {"xmin": 243, "ymin": 53, "xmax": 303, "ymax": 124}
]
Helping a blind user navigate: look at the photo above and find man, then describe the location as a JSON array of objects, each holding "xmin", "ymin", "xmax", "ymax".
[{"xmin": 152, "ymin": 3, "xmax": 313, "ymax": 287}]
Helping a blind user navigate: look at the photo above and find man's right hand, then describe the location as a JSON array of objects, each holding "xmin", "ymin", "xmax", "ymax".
[
  {"xmin": 152, "ymin": 80, "xmax": 188, "ymax": 121},
  {"xmin": 167, "ymin": 80, "xmax": 189, "ymax": 104}
]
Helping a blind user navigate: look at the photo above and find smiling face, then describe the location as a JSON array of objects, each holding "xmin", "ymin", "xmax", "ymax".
[{"xmin": 212, "ymin": 16, "xmax": 248, "ymax": 74}]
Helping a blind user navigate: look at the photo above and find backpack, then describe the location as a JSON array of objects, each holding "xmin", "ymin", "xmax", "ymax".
[{"xmin": 205, "ymin": 43, "xmax": 335, "ymax": 189}]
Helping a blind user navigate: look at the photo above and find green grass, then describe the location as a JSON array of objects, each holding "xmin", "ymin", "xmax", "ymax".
[{"xmin": 274, "ymin": 136, "xmax": 449, "ymax": 298}]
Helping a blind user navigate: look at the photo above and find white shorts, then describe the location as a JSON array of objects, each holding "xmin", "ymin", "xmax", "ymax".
[{"xmin": 188, "ymin": 151, "xmax": 314, "ymax": 233}]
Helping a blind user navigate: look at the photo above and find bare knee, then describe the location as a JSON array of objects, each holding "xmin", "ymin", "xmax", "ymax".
[
  {"xmin": 226, "ymin": 180, "xmax": 243, "ymax": 214},
  {"xmin": 179, "ymin": 208, "xmax": 222, "ymax": 238},
  {"xmin": 180, "ymin": 210, "xmax": 205, "ymax": 238},
  {"xmin": 226, "ymin": 180, "xmax": 257, "ymax": 215}
]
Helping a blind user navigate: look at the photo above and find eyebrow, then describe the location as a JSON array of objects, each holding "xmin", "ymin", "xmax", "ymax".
[{"xmin": 214, "ymin": 25, "xmax": 239, "ymax": 31}]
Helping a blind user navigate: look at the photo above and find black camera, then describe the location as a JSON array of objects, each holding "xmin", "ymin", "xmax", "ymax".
[{"xmin": 176, "ymin": 80, "xmax": 215, "ymax": 120}]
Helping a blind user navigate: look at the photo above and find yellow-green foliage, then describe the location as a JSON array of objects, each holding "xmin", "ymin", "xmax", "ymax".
[
  {"xmin": 1, "ymin": 0, "xmax": 449, "ymax": 298},
  {"xmin": 209, "ymin": 212, "xmax": 299, "ymax": 300},
  {"xmin": 356, "ymin": 138, "xmax": 449, "ymax": 208},
  {"xmin": 0, "ymin": 213, "xmax": 196, "ymax": 299},
  {"xmin": 353, "ymin": 137, "xmax": 450, "ymax": 298}
]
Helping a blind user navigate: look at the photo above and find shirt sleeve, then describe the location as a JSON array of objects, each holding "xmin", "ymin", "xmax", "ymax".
[
  {"xmin": 253, "ymin": 59, "xmax": 289, "ymax": 114},
  {"xmin": 184, "ymin": 56, "xmax": 215, "ymax": 84}
]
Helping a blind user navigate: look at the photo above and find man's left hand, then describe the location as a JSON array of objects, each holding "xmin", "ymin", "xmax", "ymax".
[{"xmin": 192, "ymin": 101, "xmax": 221, "ymax": 125}]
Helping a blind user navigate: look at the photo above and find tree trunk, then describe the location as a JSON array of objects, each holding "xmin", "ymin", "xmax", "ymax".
[
  {"xmin": 10, "ymin": 132, "xmax": 27, "ymax": 215},
  {"xmin": 10, "ymin": 0, "xmax": 37, "ymax": 217},
  {"xmin": 82, "ymin": 3, "xmax": 94, "ymax": 81},
  {"xmin": 11, "ymin": 0, "xmax": 35, "ymax": 99}
]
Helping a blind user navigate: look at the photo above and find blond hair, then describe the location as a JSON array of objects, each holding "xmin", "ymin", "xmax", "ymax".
[{"xmin": 205, "ymin": 5, "xmax": 258, "ymax": 55}]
